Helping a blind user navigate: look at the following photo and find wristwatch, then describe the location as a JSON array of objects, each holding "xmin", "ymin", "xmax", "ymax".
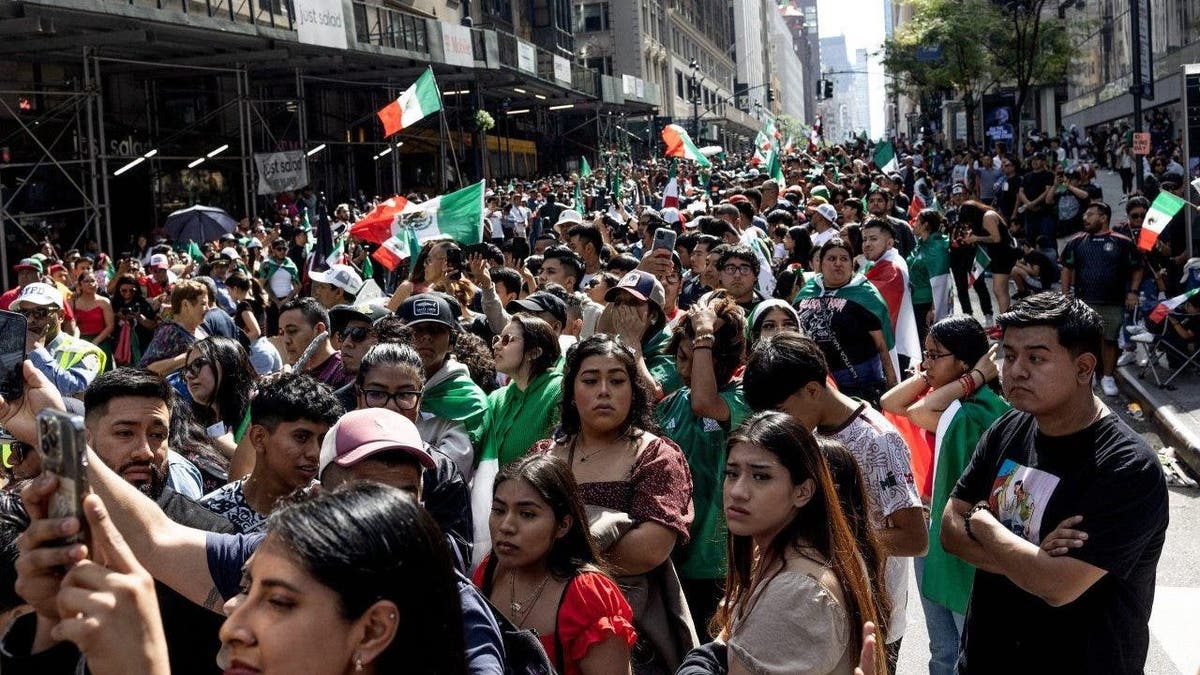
[{"xmin": 964, "ymin": 501, "xmax": 992, "ymax": 542}]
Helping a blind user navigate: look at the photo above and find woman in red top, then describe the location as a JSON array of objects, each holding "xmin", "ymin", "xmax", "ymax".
[
  {"xmin": 475, "ymin": 454, "xmax": 637, "ymax": 674},
  {"xmin": 71, "ymin": 271, "xmax": 114, "ymax": 363}
]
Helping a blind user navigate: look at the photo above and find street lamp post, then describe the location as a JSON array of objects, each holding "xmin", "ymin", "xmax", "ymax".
[{"xmin": 689, "ymin": 59, "xmax": 700, "ymax": 142}]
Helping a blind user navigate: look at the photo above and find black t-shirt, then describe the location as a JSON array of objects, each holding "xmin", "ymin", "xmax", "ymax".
[
  {"xmin": 1061, "ymin": 231, "xmax": 1140, "ymax": 304},
  {"xmin": 1021, "ymin": 169, "xmax": 1055, "ymax": 211},
  {"xmin": 796, "ymin": 294, "xmax": 883, "ymax": 370},
  {"xmin": 952, "ymin": 410, "xmax": 1168, "ymax": 674}
]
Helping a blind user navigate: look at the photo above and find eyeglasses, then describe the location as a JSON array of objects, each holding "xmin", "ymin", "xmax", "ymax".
[
  {"xmin": 361, "ymin": 389, "xmax": 422, "ymax": 410},
  {"xmin": 14, "ymin": 307, "xmax": 53, "ymax": 320},
  {"xmin": 721, "ymin": 264, "xmax": 755, "ymax": 277},
  {"xmin": 1, "ymin": 440, "xmax": 30, "ymax": 470},
  {"xmin": 183, "ymin": 357, "xmax": 212, "ymax": 377},
  {"xmin": 492, "ymin": 333, "xmax": 523, "ymax": 348},
  {"xmin": 921, "ymin": 350, "xmax": 954, "ymax": 362},
  {"xmin": 336, "ymin": 326, "xmax": 372, "ymax": 343}
]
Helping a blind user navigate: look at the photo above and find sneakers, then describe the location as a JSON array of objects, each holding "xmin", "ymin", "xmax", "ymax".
[
  {"xmin": 1117, "ymin": 351, "xmax": 1137, "ymax": 367},
  {"xmin": 1100, "ymin": 375, "xmax": 1119, "ymax": 397}
]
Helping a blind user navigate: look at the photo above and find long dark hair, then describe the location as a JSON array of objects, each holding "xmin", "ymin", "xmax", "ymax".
[
  {"xmin": 928, "ymin": 315, "xmax": 999, "ymax": 392},
  {"xmin": 491, "ymin": 454, "xmax": 608, "ymax": 579},
  {"xmin": 714, "ymin": 412, "xmax": 883, "ymax": 671},
  {"xmin": 816, "ymin": 437, "xmax": 890, "ymax": 623},
  {"xmin": 507, "ymin": 314, "xmax": 562, "ymax": 381},
  {"xmin": 266, "ymin": 483, "xmax": 466, "ymax": 675},
  {"xmin": 558, "ymin": 334, "xmax": 656, "ymax": 440},
  {"xmin": 188, "ymin": 336, "xmax": 257, "ymax": 430}
]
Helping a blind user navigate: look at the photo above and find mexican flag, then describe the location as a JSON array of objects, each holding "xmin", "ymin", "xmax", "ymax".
[
  {"xmin": 662, "ymin": 124, "xmax": 712, "ymax": 167},
  {"xmin": 377, "ymin": 67, "xmax": 443, "ymax": 137},
  {"xmin": 1149, "ymin": 288, "xmax": 1200, "ymax": 323},
  {"xmin": 865, "ymin": 248, "xmax": 920, "ymax": 366},
  {"xmin": 372, "ymin": 181, "xmax": 486, "ymax": 270},
  {"xmin": 349, "ymin": 196, "xmax": 411, "ymax": 244},
  {"xmin": 968, "ymin": 246, "xmax": 990, "ymax": 285},
  {"xmin": 1139, "ymin": 190, "xmax": 1185, "ymax": 252},
  {"xmin": 662, "ymin": 160, "xmax": 679, "ymax": 208},
  {"xmin": 580, "ymin": 156, "xmax": 592, "ymax": 177},
  {"xmin": 765, "ymin": 148, "xmax": 784, "ymax": 183},
  {"xmin": 923, "ymin": 390, "xmax": 1011, "ymax": 614},
  {"xmin": 873, "ymin": 140, "xmax": 899, "ymax": 173},
  {"xmin": 325, "ymin": 235, "xmax": 347, "ymax": 268},
  {"xmin": 924, "ymin": 233, "xmax": 954, "ymax": 323},
  {"xmin": 795, "ymin": 273, "xmax": 895, "ymax": 352}
]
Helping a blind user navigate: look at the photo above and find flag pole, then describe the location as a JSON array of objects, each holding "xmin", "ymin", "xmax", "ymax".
[{"xmin": 441, "ymin": 109, "xmax": 462, "ymax": 192}]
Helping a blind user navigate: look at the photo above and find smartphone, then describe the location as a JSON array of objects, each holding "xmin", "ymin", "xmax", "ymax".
[
  {"xmin": 37, "ymin": 409, "xmax": 90, "ymax": 546},
  {"xmin": 652, "ymin": 227, "xmax": 677, "ymax": 253},
  {"xmin": 0, "ymin": 310, "xmax": 26, "ymax": 401},
  {"xmin": 464, "ymin": 243, "xmax": 491, "ymax": 259}
]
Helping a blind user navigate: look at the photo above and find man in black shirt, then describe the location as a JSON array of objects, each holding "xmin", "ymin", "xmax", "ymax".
[
  {"xmin": 941, "ymin": 293, "xmax": 1168, "ymax": 674},
  {"xmin": 1017, "ymin": 153, "xmax": 1056, "ymax": 247},
  {"xmin": 1060, "ymin": 201, "xmax": 1141, "ymax": 397}
]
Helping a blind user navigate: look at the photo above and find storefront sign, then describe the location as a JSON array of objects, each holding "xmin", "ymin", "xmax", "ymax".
[
  {"xmin": 442, "ymin": 22, "xmax": 474, "ymax": 67},
  {"xmin": 517, "ymin": 40, "xmax": 537, "ymax": 74},
  {"xmin": 295, "ymin": 0, "xmax": 348, "ymax": 50},
  {"xmin": 553, "ymin": 55, "xmax": 571, "ymax": 84},
  {"xmin": 255, "ymin": 151, "xmax": 309, "ymax": 196},
  {"xmin": 1132, "ymin": 132, "xmax": 1151, "ymax": 155}
]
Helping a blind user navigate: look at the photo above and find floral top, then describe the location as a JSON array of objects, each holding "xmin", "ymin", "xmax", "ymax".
[
  {"xmin": 531, "ymin": 436, "xmax": 694, "ymax": 544},
  {"xmin": 138, "ymin": 321, "xmax": 202, "ymax": 371}
]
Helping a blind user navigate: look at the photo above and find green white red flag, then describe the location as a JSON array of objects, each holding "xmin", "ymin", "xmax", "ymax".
[
  {"xmin": 377, "ymin": 67, "xmax": 443, "ymax": 137},
  {"xmin": 662, "ymin": 124, "xmax": 711, "ymax": 167},
  {"xmin": 1149, "ymin": 288, "xmax": 1200, "ymax": 323},
  {"xmin": 372, "ymin": 181, "xmax": 486, "ymax": 271},
  {"xmin": 1139, "ymin": 191, "xmax": 1185, "ymax": 252}
]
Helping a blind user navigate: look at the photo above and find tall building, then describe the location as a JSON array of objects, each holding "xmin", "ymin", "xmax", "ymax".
[
  {"xmin": 768, "ymin": 6, "xmax": 808, "ymax": 122},
  {"xmin": 1061, "ymin": 0, "xmax": 1200, "ymax": 133}
]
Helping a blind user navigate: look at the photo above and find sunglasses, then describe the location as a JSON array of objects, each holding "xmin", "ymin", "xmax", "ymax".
[
  {"xmin": 184, "ymin": 357, "xmax": 212, "ymax": 377},
  {"xmin": 492, "ymin": 333, "xmax": 523, "ymax": 348},
  {"xmin": 360, "ymin": 389, "xmax": 422, "ymax": 410},
  {"xmin": 1, "ymin": 440, "xmax": 31, "ymax": 470},
  {"xmin": 14, "ymin": 307, "xmax": 54, "ymax": 320},
  {"xmin": 336, "ymin": 326, "xmax": 372, "ymax": 343}
]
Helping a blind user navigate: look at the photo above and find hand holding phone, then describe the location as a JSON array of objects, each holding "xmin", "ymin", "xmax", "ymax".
[
  {"xmin": 38, "ymin": 409, "xmax": 90, "ymax": 548},
  {"xmin": 0, "ymin": 310, "xmax": 27, "ymax": 401}
]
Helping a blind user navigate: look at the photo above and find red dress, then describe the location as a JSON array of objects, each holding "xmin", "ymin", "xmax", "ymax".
[{"xmin": 472, "ymin": 563, "xmax": 637, "ymax": 675}]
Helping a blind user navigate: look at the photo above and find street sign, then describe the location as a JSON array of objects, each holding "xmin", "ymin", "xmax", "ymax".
[
  {"xmin": 1132, "ymin": 132, "xmax": 1151, "ymax": 155},
  {"xmin": 1134, "ymin": 0, "xmax": 1155, "ymax": 100}
]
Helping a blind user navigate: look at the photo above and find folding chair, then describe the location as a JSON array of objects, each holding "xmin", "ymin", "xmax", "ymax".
[{"xmin": 1133, "ymin": 311, "xmax": 1200, "ymax": 389}]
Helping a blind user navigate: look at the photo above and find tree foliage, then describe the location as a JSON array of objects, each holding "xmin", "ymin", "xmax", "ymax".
[{"xmin": 881, "ymin": 0, "xmax": 1078, "ymax": 140}]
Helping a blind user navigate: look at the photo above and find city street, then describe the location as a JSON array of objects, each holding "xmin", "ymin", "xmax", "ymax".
[{"xmin": 897, "ymin": 169, "xmax": 1200, "ymax": 675}]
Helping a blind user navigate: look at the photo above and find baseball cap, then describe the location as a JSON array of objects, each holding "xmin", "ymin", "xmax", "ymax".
[
  {"xmin": 148, "ymin": 253, "xmax": 171, "ymax": 270},
  {"xmin": 398, "ymin": 293, "xmax": 455, "ymax": 329},
  {"xmin": 14, "ymin": 257, "xmax": 42, "ymax": 274},
  {"xmin": 219, "ymin": 246, "xmax": 242, "ymax": 261},
  {"xmin": 507, "ymin": 291, "xmax": 567, "ymax": 326},
  {"xmin": 951, "ymin": 184, "xmax": 966, "ymax": 195},
  {"xmin": 809, "ymin": 185, "xmax": 830, "ymax": 199},
  {"xmin": 309, "ymin": 264, "xmax": 364, "ymax": 296},
  {"xmin": 605, "ymin": 270, "xmax": 666, "ymax": 310},
  {"xmin": 317, "ymin": 408, "xmax": 434, "ymax": 480},
  {"xmin": 9, "ymin": 282, "xmax": 63, "ymax": 311},
  {"xmin": 329, "ymin": 300, "xmax": 391, "ymax": 332},
  {"xmin": 555, "ymin": 209, "xmax": 584, "ymax": 227},
  {"xmin": 814, "ymin": 203, "xmax": 838, "ymax": 224}
]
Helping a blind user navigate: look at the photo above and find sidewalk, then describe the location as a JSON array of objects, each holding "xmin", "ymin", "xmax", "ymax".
[{"xmin": 1117, "ymin": 364, "xmax": 1200, "ymax": 477}]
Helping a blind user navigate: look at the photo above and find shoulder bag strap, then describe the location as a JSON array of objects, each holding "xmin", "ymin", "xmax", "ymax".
[{"xmin": 553, "ymin": 575, "xmax": 576, "ymax": 673}]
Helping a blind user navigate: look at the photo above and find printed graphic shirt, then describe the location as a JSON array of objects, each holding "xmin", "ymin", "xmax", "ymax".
[
  {"xmin": 820, "ymin": 402, "xmax": 922, "ymax": 643},
  {"xmin": 952, "ymin": 410, "xmax": 1168, "ymax": 674},
  {"xmin": 200, "ymin": 479, "xmax": 267, "ymax": 534}
]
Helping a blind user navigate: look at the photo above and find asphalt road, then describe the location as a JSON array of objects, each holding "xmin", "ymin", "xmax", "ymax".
[{"xmin": 896, "ymin": 169, "xmax": 1200, "ymax": 674}]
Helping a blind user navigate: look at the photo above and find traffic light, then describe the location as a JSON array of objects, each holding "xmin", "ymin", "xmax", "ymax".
[
  {"xmin": 823, "ymin": 80, "xmax": 833, "ymax": 99},
  {"xmin": 766, "ymin": 86, "xmax": 775, "ymax": 103}
]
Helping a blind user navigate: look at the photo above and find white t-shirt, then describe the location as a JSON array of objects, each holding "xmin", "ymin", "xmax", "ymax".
[
  {"xmin": 504, "ymin": 206, "xmax": 531, "ymax": 238},
  {"xmin": 823, "ymin": 403, "xmax": 923, "ymax": 643},
  {"xmin": 269, "ymin": 266, "xmax": 294, "ymax": 299},
  {"xmin": 811, "ymin": 227, "xmax": 840, "ymax": 248}
]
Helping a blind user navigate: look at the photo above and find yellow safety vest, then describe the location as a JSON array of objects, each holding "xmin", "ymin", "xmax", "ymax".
[{"xmin": 54, "ymin": 333, "xmax": 107, "ymax": 374}]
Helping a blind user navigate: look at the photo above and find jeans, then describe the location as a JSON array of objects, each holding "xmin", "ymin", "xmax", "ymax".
[
  {"xmin": 950, "ymin": 245, "xmax": 992, "ymax": 317},
  {"xmin": 915, "ymin": 556, "xmax": 965, "ymax": 675}
]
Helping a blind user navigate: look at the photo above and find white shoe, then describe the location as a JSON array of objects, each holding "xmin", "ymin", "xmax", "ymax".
[
  {"xmin": 1101, "ymin": 376, "xmax": 1119, "ymax": 397},
  {"xmin": 1117, "ymin": 351, "xmax": 1137, "ymax": 367}
]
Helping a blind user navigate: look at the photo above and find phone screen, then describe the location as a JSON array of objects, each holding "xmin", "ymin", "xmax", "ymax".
[{"xmin": 0, "ymin": 310, "xmax": 26, "ymax": 400}]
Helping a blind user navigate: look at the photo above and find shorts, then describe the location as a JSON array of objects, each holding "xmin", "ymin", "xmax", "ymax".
[
  {"xmin": 1092, "ymin": 303, "xmax": 1124, "ymax": 342},
  {"xmin": 985, "ymin": 244, "xmax": 1019, "ymax": 276}
]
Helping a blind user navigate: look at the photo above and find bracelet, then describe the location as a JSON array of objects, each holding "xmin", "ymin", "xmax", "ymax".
[
  {"xmin": 970, "ymin": 368, "xmax": 985, "ymax": 383},
  {"xmin": 958, "ymin": 373, "xmax": 979, "ymax": 398}
]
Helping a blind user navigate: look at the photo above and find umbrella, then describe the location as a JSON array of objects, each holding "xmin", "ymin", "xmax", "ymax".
[{"xmin": 163, "ymin": 205, "xmax": 238, "ymax": 244}]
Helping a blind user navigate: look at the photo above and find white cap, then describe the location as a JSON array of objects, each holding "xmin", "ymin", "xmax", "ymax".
[
  {"xmin": 309, "ymin": 264, "xmax": 364, "ymax": 295},
  {"xmin": 555, "ymin": 209, "xmax": 585, "ymax": 227},
  {"xmin": 9, "ymin": 282, "xmax": 63, "ymax": 311},
  {"xmin": 814, "ymin": 203, "xmax": 838, "ymax": 224},
  {"xmin": 219, "ymin": 246, "xmax": 241, "ymax": 260},
  {"xmin": 148, "ymin": 253, "xmax": 170, "ymax": 270}
]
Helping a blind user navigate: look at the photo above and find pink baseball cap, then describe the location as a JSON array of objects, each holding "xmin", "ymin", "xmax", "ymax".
[{"xmin": 317, "ymin": 408, "xmax": 433, "ymax": 479}]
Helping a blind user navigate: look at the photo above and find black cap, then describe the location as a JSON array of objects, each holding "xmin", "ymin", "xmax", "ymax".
[
  {"xmin": 398, "ymin": 293, "xmax": 456, "ymax": 329},
  {"xmin": 506, "ymin": 291, "xmax": 567, "ymax": 326}
]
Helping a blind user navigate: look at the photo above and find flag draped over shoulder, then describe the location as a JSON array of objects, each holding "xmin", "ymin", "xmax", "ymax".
[
  {"xmin": 865, "ymin": 248, "xmax": 919, "ymax": 372},
  {"xmin": 795, "ymin": 273, "xmax": 895, "ymax": 351},
  {"xmin": 377, "ymin": 67, "xmax": 443, "ymax": 137},
  {"xmin": 923, "ymin": 390, "xmax": 1011, "ymax": 614},
  {"xmin": 662, "ymin": 124, "xmax": 712, "ymax": 166},
  {"xmin": 923, "ymin": 234, "xmax": 954, "ymax": 323},
  {"xmin": 662, "ymin": 160, "xmax": 679, "ymax": 209}
]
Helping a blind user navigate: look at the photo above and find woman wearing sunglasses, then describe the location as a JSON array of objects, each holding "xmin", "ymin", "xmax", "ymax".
[{"xmin": 182, "ymin": 336, "xmax": 258, "ymax": 461}]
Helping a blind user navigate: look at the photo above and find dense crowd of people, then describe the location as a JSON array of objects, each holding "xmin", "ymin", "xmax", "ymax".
[{"xmin": 0, "ymin": 127, "xmax": 1176, "ymax": 675}]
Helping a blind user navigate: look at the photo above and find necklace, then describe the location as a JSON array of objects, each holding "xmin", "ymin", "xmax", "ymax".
[
  {"xmin": 573, "ymin": 436, "xmax": 631, "ymax": 464},
  {"xmin": 509, "ymin": 571, "xmax": 552, "ymax": 616}
]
